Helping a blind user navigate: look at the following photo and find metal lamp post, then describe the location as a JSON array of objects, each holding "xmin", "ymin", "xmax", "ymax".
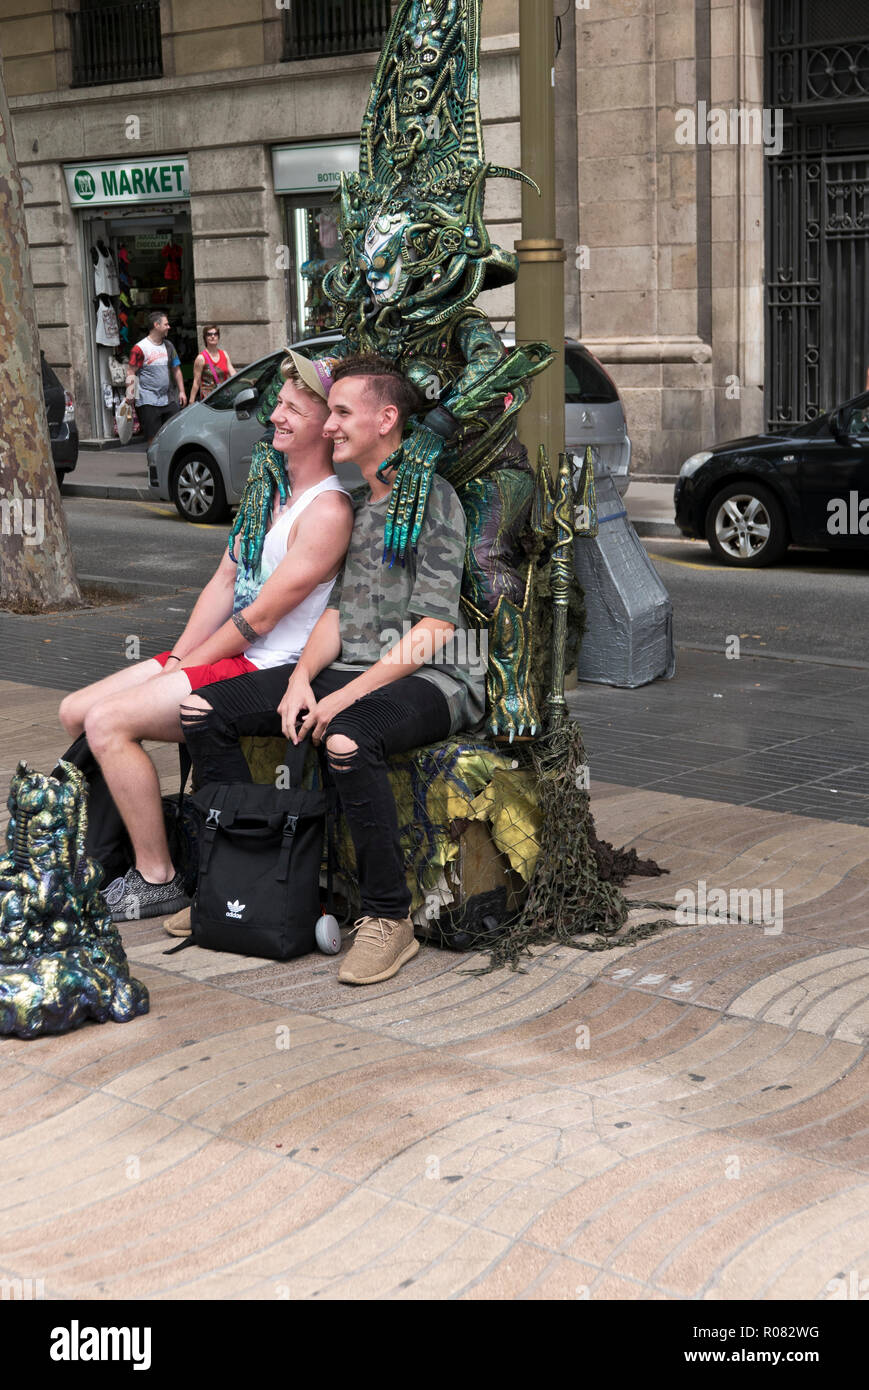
[{"xmin": 515, "ymin": 0, "xmax": 566, "ymax": 474}]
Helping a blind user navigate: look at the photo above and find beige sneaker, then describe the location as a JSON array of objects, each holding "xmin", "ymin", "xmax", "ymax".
[
  {"xmin": 163, "ymin": 906, "xmax": 192, "ymax": 938},
  {"xmin": 338, "ymin": 916, "xmax": 419, "ymax": 985}
]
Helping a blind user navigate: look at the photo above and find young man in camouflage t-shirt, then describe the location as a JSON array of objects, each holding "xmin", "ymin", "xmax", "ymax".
[{"xmin": 182, "ymin": 355, "xmax": 485, "ymax": 985}]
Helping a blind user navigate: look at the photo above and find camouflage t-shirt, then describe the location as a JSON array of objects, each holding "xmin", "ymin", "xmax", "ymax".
[{"xmin": 327, "ymin": 475, "xmax": 486, "ymax": 734}]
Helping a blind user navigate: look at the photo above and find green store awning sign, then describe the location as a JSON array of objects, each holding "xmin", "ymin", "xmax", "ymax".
[{"xmin": 64, "ymin": 157, "xmax": 190, "ymax": 207}]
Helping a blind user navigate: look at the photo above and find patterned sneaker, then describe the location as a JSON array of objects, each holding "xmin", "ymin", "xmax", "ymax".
[
  {"xmin": 337, "ymin": 916, "xmax": 419, "ymax": 986},
  {"xmin": 101, "ymin": 875, "xmax": 128, "ymax": 911},
  {"xmin": 106, "ymin": 867, "xmax": 190, "ymax": 924}
]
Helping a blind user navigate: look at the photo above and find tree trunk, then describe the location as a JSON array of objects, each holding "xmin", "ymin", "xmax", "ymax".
[{"xmin": 0, "ymin": 63, "xmax": 81, "ymax": 611}]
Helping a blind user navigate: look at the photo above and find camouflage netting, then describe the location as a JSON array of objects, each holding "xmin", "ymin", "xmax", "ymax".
[{"xmin": 472, "ymin": 720, "xmax": 674, "ymax": 974}]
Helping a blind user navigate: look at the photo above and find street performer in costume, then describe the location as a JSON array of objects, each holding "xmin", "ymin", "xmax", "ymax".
[{"xmin": 258, "ymin": 0, "xmax": 555, "ymax": 741}]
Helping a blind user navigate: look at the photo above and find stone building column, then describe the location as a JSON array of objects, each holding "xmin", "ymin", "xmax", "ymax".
[
  {"xmin": 575, "ymin": 0, "xmax": 764, "ymax": 479},
  {"xmin": 187, "ymin": 144, "xmax": 285, "ymax": 366},
  {"xmin": 709, "ymin": 0, "xmax": 765, "ymax": 444}
]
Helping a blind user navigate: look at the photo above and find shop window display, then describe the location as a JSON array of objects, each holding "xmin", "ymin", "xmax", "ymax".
[
  {"xmin": 121, "ymin": 228, "xmax": 195, "ymax": 363},
  {"xmin": 287, "ymin": 203, "xmax": 342, "ymax": 339},
  {"xmin": 83, "ymin": 211, "xmax": 196, "ymax": 441}
]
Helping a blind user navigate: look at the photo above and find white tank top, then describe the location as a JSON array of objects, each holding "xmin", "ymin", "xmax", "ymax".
[{"xmin": 244, "ymin": 475, "xmax": 349, "ymax": 671}]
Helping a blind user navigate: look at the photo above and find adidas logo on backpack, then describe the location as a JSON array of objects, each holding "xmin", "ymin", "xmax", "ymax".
[{"xmin": 225, "ymin": 900, "xmax": 245, "ymax": 920}]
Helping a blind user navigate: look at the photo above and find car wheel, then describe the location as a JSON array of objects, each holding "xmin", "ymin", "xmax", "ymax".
[
  {"xmin": 171, "ymin": 453, "xmax": 229, "ymax": 524},
  {"xmin": 705, "ymin": 482, "xmax": 789, "ymax": 567}
]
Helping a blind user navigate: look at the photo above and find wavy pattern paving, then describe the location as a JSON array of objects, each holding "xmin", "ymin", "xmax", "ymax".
[{"xmin": 3, "ymin": 690, "xmax": 869, "ymax": 1299}]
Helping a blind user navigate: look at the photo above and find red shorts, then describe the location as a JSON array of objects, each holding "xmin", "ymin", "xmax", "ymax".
[{"xmin": 155, "ymin": 651, "xmax": 258, "ymax": 690}]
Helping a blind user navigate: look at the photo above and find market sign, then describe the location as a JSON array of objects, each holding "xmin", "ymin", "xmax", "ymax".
[
  {"xmin": 272, "ymin": 141, "xmax": 360, "ymax": 195},
  {"xmin": 64, "ymin": 157, "xmax": 190, "ymax": 207}
]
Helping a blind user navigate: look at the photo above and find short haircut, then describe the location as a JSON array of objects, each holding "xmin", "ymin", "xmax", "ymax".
[
  {"xmin": 202, "ymin": 324, "xmax": 220, "ymax": 342},
  {"xmin": 148, "ymin": 310, "xmax": 169, "ymax": 330},
  {"xmin": 331, "ymin": 352, "xmax": 425, "ymax": 426},
  {"xmin": 278, "ymin": 357, "xmax": 328, "ymax": 408}
]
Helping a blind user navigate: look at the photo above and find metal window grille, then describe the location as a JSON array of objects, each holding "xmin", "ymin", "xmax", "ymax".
[
  {"xmin": 69, "ymin": 0, "xmax": 163, "ymax": 88},
  {"xmin": 282, "ymin": 0, "xmax": 394, "ymax": 62},
  {"xmin": 765, "ymin": 0, "xmax": 869, "ymax": 428}
]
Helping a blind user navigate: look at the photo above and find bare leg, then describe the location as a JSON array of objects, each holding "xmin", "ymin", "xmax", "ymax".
[
  {"xmin": 85, "ymin": 670, "xmax": 193, "ymax": 883},
  {"xmin": 60, "ymin": 658, "xmax": 167, "ymax": 738}
]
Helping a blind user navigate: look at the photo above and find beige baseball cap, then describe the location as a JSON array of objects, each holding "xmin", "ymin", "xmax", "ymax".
[{"xmin": 284, "ymin": 350, "xmax": 336, "ymax": 401}]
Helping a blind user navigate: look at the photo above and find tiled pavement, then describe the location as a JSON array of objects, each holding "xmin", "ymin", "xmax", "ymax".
[
  {"xmin": 2, "ymin": 681, "xmax": 869, "ymax": 1300},
  {"xmin": 574, "ymin": 651, "xmax": 869, "ymax": 827}
]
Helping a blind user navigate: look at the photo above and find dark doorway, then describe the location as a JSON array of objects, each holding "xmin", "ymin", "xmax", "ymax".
[{"xmin": 765, "ymin": 0, "xmax": 869, "ymax": 428}]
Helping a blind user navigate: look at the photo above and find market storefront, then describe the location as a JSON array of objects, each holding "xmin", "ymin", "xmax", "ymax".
[
  {"xmin": 272, "ymin": 141, "xmax": 360, "ymax": 341},
  {"xmin": 63, "ymin": 156, "xmax": 197, "ymax": 441}
]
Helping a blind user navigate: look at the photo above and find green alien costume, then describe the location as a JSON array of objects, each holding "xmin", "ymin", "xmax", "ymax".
[
  {"xmin": 0, "ymin": 761, "xmax": 149, "ymax": 1038},
  {"xmin": 258, "ymin": 0, "xmax": 555, "ymax": 739}
]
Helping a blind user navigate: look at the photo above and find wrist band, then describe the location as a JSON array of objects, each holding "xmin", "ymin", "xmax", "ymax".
[{"xmin": 166, "ymin": 653, "xmax": 181, "ymax": 662}]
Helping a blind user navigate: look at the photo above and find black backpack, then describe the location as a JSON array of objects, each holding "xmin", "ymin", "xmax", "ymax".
[{"xmin": 187, "ymin": 773, "xmax": 337, "ymax": 961}]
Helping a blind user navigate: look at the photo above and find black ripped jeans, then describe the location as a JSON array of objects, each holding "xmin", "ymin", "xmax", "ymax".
[{"xmin": 180, "ymin": 664, "xmax": 451, "ymax": 920}]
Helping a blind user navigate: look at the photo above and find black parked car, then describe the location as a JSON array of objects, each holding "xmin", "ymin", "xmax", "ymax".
[
  {"xmin": 41, "ymin": 351, "xmax": 78, "ymax": 484},
  {"xmin": 675, "ymin": 392, "xmax": 869, "ymax": 566}
]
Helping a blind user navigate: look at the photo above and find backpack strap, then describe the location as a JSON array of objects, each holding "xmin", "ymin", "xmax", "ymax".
[
  {"xmin": 276, "ymin": 812, "xmax": 299, "ymax": 883},
  {"xmin": 164, "ymin": 936, "xmax": 194, "ymax": 956},
  {"xmin": 198, "ymin": 785, "xmax": 229, "ymax": 875},
  {"xmin": 316, "ymin": 744, "xmax": 337, "ymax": 919},
  {"xmin": 324, "ymin": 792, "xmax": 336, "ymax": 918},
  {"xmin": 177, "ymin": 743, "xmax": 191, "ymax": 810}
]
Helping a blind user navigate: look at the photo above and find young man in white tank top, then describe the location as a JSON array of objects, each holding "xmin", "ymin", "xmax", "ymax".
[{"xmin": 58, "ymin": 355, "xmax": 353, "ymax": 922}]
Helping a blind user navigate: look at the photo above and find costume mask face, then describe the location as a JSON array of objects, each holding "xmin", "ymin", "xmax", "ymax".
[{"xmin": 361, "ymin": 213, "xmax": 412, "ymax": 303}]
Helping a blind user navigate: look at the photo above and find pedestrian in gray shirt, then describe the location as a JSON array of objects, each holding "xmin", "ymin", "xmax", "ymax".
[{"xmin": 126, "ymin": 311, "xmax": 187, "ymax": 445}]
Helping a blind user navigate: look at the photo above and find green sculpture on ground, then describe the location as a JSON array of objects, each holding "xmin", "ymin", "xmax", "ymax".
[{"xmin": 0, "ymin": 761, "xmax": 148, "ymax": 1038}]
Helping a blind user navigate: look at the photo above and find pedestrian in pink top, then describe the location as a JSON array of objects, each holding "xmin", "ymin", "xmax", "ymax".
[{"xmin": 189, "ymin": 325, "xmax": 236, "ymax": 402}]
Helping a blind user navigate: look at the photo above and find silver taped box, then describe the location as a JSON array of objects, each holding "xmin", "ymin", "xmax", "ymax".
[{"xmin": 573, "ymin": 460, "xmax": 676, "ymax": 688}]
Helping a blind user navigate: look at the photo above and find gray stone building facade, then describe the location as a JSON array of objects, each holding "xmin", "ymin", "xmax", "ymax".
[
  {"xmin": 4, "ymin": 1, "xmax": 869, "ymax": 476},
  {"xmin": 4, "ymin": 1, "xmax": 541, "ymax": 447},
  {"xmin": 576, "ymin": 0, "xmax": 767, "ymax": 479}
]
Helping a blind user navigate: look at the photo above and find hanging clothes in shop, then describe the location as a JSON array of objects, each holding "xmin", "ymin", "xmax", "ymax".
[
  {"xmin": 161, "ymin": 237, "xmax": 183, "ymax": 282},
  {"xmin": 92, "ymin": 240, "xmax": 120, "ymax": 296},
  {"xmin": 116, "ymin": 243, "xmax": 131, "ymax": 297},
  {"xmin": 107, "ymin": 354, "xmax": 128, "ymax": 387},
  {"xmin": 101, "ymin": 349, "xmax": 140, "ymax": 439},
  {"xmin": 316, "ymin": 211, "xmax": 339, "ymax": 250},
  {"xmin": 95, "ymin": 294, "xmax": 120, "ymax": 346}
]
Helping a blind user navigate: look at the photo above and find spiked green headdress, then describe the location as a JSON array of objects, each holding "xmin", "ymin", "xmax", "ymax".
[{"xmin": 324, "ymin": 0, "xmax": 537, "ymax": 337}]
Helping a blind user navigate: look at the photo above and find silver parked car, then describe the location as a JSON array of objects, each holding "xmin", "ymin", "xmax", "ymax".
[{"xmin": 148, "ymin": 334, "xmax": 631, "ymax": 523}]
